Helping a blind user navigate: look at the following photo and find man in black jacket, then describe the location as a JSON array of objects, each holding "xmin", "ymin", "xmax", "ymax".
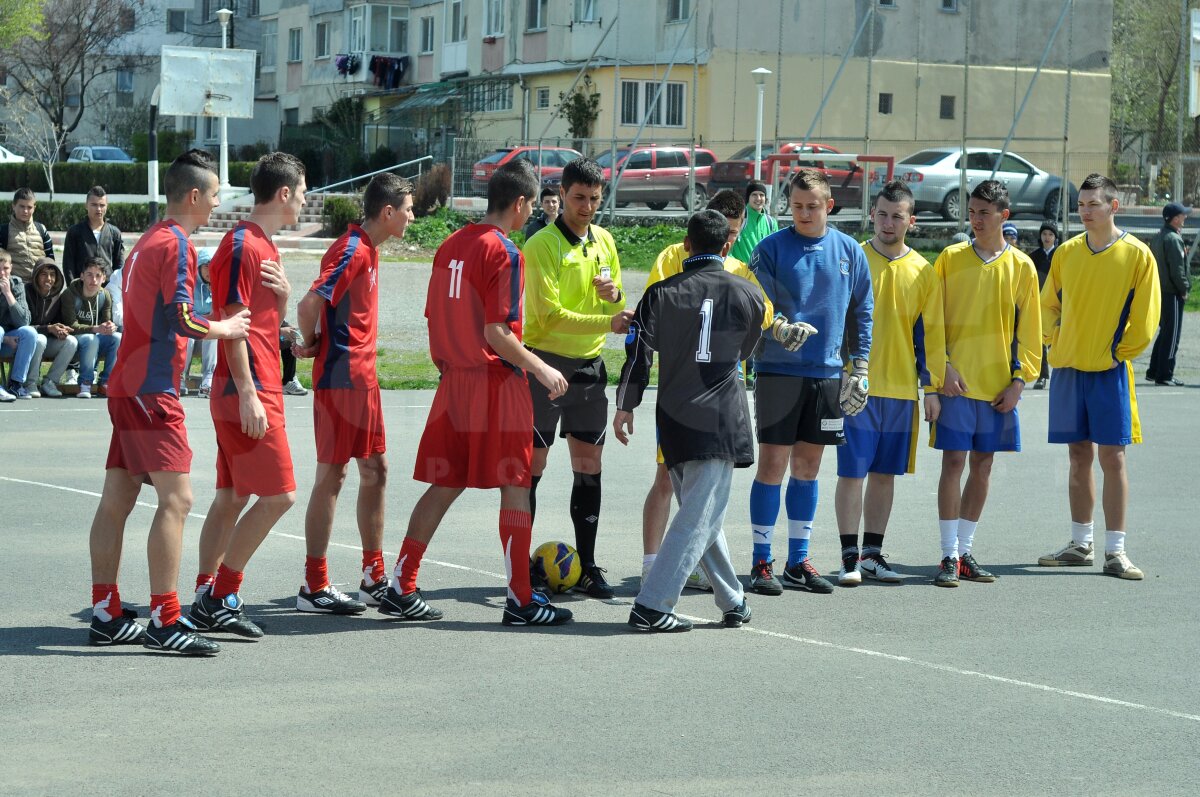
[
  {"xmin": 614, "ymin": 209, "xmax": 764, "ymax": 632},
  {"xmin": 1147, "ymin": 202, "xmax": 1191, "ymax": 386},
  {"xmin": 62, "ymin": 186, "xmax": 125, "ymax": 281},
  {"xmin": 1027, "ymin": 221, "xmax": 1059, "ymax": 389}
]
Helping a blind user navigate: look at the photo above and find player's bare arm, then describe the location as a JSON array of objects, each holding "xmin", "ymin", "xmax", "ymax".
[
  {"xmin": 292, "ymin": 290, "xmax": 323, "ymax": 358},
  {"xmin": 482, "ymin": 322, "xmax": 567, "ymax": 400},
  {"xmin": 612, "ymin": 410, "xmax": 634, "ymax": 445},
  {"xmin": 221, "ymin": 300, "xmax": 269, "ymax": 439}
]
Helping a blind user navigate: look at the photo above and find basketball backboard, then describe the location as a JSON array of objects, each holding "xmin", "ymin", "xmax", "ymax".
[{"xmin": 159, "ymin": 45, "xmax": 256, "ymax": 119}]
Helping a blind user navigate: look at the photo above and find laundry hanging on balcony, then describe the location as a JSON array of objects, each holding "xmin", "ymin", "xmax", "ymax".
[
  {"xmin": 335, "ymin": 53, "xmax": 361, "ymax": 76},
  {"xmin": 368, "ymin": 55, "xmax": 410, "ymax": 89}
]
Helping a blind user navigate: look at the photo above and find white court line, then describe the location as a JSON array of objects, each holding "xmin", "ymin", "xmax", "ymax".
[
  {"xmin": 5, "ymin": 473, "xmax": 1198, "ymax": 725},
  {"xmin": 0, "ymin": 408, "xmax": 103, "ymax": 413}
]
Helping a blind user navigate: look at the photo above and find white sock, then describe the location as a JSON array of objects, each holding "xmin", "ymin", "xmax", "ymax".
[
  {"xmin": 642, "ymin": 554, "xmax": 657, "ymax": 567},
  {"xmin": 939, "ymin": 519, "xmax": 959, "ymax": 559},
  {"xmin": 1105, "ymin": 530, "xmax": 1126, "ymax": 555},
  {"xmin": 1071, "ymin": 521, "xmax": 1095, "ymax": 546},
  {"xmin": 787, "ymin": 519, "xmax": 814, "ymax": 541},
  {"xmin": 957, "ymin": 518, "xmax": 978, "ymax": 555}
]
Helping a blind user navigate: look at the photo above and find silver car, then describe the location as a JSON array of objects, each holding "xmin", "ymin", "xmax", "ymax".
[{"xmin": 880, "ymin": 147, "xmax": 1077, "ymax": 221}]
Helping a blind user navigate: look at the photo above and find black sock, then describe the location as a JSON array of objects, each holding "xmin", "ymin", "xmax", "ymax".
[
  {"xmin": 570, "ymin": 471, "xmax": 602, "ymax": 566},
  {"xmin": 839, "ymin": 534, "xmax": 859, "ymax": 557},
  {"xmin": 863, "ymin": 532, "xmax": 885, "ymax": 551},
  {"xmin": 529, "ymin": 475, "xmax": 542, "ymax": 524}
]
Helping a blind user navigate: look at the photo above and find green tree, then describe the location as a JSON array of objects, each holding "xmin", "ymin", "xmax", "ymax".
[
  {"xmin": 558, "ymin": 74, "xmax": 601, "ymax": 142},
  {"xmin": 0, "ymin": 0, "xmax": 42, "ymax": 49}
]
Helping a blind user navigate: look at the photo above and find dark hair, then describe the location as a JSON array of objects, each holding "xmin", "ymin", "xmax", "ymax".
[
  {"xmin": 1038, "ymin": 221, "xmax": 1059, "ymax": 241},
  {"xmin": 1079, "ymin": 172, "xmax": 1118, "ymax": 203},
  {"xmin": 251, "ymin": 152, "xmax": 306, "ymax": 204},
  {"xmin": 686, "ymin": 209, "xmax": 730, "ymax": 256},
  {"xmin": 560, "ymin": 157, "xmax": 604, "ymax": 191},
  {"xmin": 789, "ymin": 168, "xmax": 830, "ymax": 200},
  {"xmin": 875, "ymin": 179, "xmax": 915, "ymax": 213},
  {"xmin": 487, "ymin": 159, "xmax": 539, "ymax": 214},
  {"xmin": 83, "ymin": 256, "xmax": 111, "ymax": 278},
  {"xmin": 970, "ymin": 179, "xmax": 1010, "ymax": 212},
  {"xmin": 13, "ymin": 187, "xmax": 35, "ymax": 203},
  {"xmin": 706, "ymin": 189, "xmax": 746, "ymax": 221},
  {"xmin": 164, "ymin": 149, "xmax": 217, "ymax": 203},
  {"xmin": 362, "ymin": 172, "xmax": 414, "ymax": 219},
  {"xmin": 539, "ymin": 186, "xmax": 557, "ymax": 200},
  {"xmin": 86, "ymin": 186, "xmax": 108, "ymax": 200},
  {"xmin": 745, "ymin": 181, "xmax": 768, "ymax": 201}
]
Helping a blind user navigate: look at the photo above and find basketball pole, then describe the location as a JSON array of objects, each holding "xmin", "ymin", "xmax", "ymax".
[{"xmin": 217, "ymin": 8, "xmax": 234, "ymax": 203}]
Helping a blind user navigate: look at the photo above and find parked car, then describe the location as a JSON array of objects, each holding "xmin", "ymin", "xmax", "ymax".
[
  {"xmin": 878, "ymin": 147, "xmax": 1077, "ymax": 221},
  {"xmin": 545, "ymin": 145, "xmax": 715, "ymax": 211},
  {"xmin": 0, "ymin": 145, "xmax": 25, "ymax": 163},
  {"xmin": 709, "ymin": 142, "xmax": 863, "ymax": 214},
  {"xmin": 471, "ymin": 146, "xmax": 583, "ymax": 192},
  {"xmin": 67, "ymin": 146, "xmax": 136, "ymax": 163}
]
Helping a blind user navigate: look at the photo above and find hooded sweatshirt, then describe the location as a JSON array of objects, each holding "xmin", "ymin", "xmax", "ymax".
[
  {"xmin": 25, "ymin": 260, "xmax": 74, "ymax": 333},
  {"xmin": 68, "ymin": 278, "xmax": 113, "ymax": 334}
]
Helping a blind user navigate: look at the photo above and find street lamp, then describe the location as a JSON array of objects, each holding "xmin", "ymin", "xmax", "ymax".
[
  {"xmin": 752, "ymin": 67, "xmax": 772, "ymax": 201},
  {"xmin": 216, "ymin": 8, "xmax": 233, "ymax": 203}
]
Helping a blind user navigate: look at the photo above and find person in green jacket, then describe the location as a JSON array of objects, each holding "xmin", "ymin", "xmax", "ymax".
[{"xmin": 729, "ymin": 180, "xmax": 778, "ymax": 264}]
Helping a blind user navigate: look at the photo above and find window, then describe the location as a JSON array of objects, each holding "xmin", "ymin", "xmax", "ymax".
[
  {"xmin": 485, "ymin": 0, "xmax": 504, "ymax": 36},
  {"xmin": 288, "ymin": 27, "xmax": 302, "ymax": 62},
  {"xmin": 576, "ymin": 0, "xmax": 597, "ymax": 22},
  {"xmin": 464, "ymin": 81, "xmax": 514, "ymax": 112},
  {"xmin": 939, "ymin": 94, "xmax": 955, "ymax": 120},
  {"xmin": 620, "ymin": 81, "xmax": 638, "ymax": 124},
  {"xmin": 940, "ymin": 0, "xmax": 959, "ymax": 10},
  {"xmin": 526, "ymin": 0, "xmax": 547, "ymax": 31},
  {"xmin": 694, "ymin": 151, "xmax": 715, "ymax": 166},
  {"xmin": 627, "ymin": 150, "xmax": 652, "ymax": 170},
  {"xmin": 204, "ymin": 116, "xmax": 218, "ymax": 142},
  {"xmin": 878, "ymin": 0, "xmax": 896, "ymax": 7},
  {"xmin": 420, "ymin": 17, "xmax": 435, "ymax": 52},
  {"xmin": 657, "ymin": 150, "xmax": 686, "ymax": 168},
  {"xmin": 202, "ymin": 0, "xmax": 211, "ymax": 21},
  {"xmin": 619, "ymin": 80, "xmax": 685, "ymax": 127},
  {"xmin": 349, "ymin": 5, "xmax": 366, "ymax": 51},
  {"xmin": 167, "ymin": 10, "xmax": 186, "ymax": 33},
  {"xmin": 536, "ymin": 86, "xmax": 550, "ymax": 109},
  {"xmin": 447, "ymin": 0, "xmax": 467, "ymax": 42},
  {"xmin": 371, "ymin": 5, "xmax": 408, "ymax": 51},
  {"xmin": 247, "ymin": 0, "xmax": 260, "ymax": 16},
  {"xmin": 667, "ymin": 0, "xmax": 690, "ymax": 22},
  {"xmin": 118, "ymin": 7, "xmax": 135, "ymax": 31},
  {"xmin": 284, "ymin": 108, "xmax": 299, "ymax": 126},
  {"xmin": 115, "ymin": 68, "xmax": 134, "ymax": 107},
  {"xmin": 315, "ymin": 21, "xmax": 330, "ymax": 58},
  {"xmin": 261, "ymin": 20, "xmax": 277, "ymax": 69},
  {"xmin": 878, "ymin": 92, "xmax": 893, "ymax": 114},
  {"xmin": 664, "ymin": 82, "xmax": 684, "ymax": 127}
]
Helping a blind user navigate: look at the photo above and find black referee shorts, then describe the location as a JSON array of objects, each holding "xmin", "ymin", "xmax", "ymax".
[{"xmin": 527, "ymin": 347, "xmax": 609, "ymax": 448}]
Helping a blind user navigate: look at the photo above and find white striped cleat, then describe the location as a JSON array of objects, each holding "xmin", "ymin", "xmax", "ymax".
[
  {"xmin": 502, "ymin": 593, "xmax": 573, "ymax": 626},
  {"xmin": 88, "ymin": 609, "xmax": 146, "ymax": 646},
  {"xmin": 142, "ymin": 617, "xmax": 220, "ymax": 656},
  {"xmin": 628, "ymin": 603, "xmax": 693, "ymax": 633}
]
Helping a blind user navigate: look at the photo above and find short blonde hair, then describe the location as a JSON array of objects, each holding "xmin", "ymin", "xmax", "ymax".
[
  {"xmin": 789, "ymin": 168, "xmax": 831, "ymax": 201},
  {"xmin": 0, "ymin": 248, "xmax": 12, "ymax": 266}
]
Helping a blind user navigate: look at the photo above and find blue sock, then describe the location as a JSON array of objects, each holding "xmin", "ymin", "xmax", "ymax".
[
  {"xmin": 785, "ymin": 478, "xmax": 818, "ymax": 566},
  {"xmin": 749, "ymin": 480, "xmax": 781, "ymax": 564}
]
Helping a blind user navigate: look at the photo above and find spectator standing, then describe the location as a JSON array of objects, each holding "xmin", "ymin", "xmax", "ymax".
[
  {"xmin": 70, "ymin": 257, "xmax": 120, "ymax": 398},
  {"xmin": 0, "ymin": 249, "xmax": 38, "ymax": 400},
  {"xmin": 0, "ymin": 188, "xmax": 54, "ymax": 281},
  {"xmin": 521, "ymin": 186, "xmax": 560, "ymax": 240},
  {"xmin": 24, "ymin": 257, "xmax": 79, "ymax": 398},
  {"xmin": 1146, "ymin": 202, "xmax": 1191, "ymax": 386},
  {"xmin": 729, "ymin": 180, "xmax": 778, "ymax": 264},
  {"xmin": 181, "ymin": 248, "xmax": 217, "ymax": 397},
  {"xmin": 1028, "ymin": 222, "xmax": 1059, "ymax": 389},
  {"xmin": 62, "ymin": 186, "xmax": 125, "ymax": 281}
]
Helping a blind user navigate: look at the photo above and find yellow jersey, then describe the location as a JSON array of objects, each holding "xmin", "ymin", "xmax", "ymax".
[{"xmin": 645, "ymin": 242, "xmax": 773, "ymax": 330}]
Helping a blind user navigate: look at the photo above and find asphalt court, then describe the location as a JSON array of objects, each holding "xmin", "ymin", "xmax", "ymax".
[{"xmin": 2, "ymin": 383, "xmax": 1198, "ymax": 795}]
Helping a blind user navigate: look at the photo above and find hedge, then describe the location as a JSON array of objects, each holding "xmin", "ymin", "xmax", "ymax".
[
  {"xmin": 17, "ymin": 201, "xmax": 151, "ymax": 233},
  {"xmin": 0, "ymin": 162, "xmax": 257, "ymax": 195}
]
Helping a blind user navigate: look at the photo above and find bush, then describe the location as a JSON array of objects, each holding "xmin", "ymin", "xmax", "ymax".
[
  {"xmin": 322, "ymin": 195, "xmax": 362, "ymax": 236},
  {"xmin": 366, "ymin": 146, "xmax": 397, "ymax": 174},
  {"xmin": 0, "ymin": 161, "xmax": 259, "ymax": 194},
  {"xmin": 412, "ymin": 163, "xmax": 451, "ymax": 218},
  {"xmin": 404, "ymin": 205, "xmax": 470, "ymax": 249},
  {"xmin": 25, "ymin": 201, "xmax": 150, "ymax": 233},
  {"xmin": 130, "ymin": 130, "xmax": 193, "ymax": 163}
]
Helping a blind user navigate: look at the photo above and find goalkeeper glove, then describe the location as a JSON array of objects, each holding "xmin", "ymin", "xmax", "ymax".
[
  {"xmin": 840, "ymin": 357, "xmax": 869, "ymax": 416},
  {"xmin": 769, "ymin": 313, "xmax": 818, "ymax": 352}
]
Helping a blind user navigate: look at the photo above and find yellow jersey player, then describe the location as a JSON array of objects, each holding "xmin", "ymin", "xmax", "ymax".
[
  {"xmin": 1037, "ymin": 173, "xmax": 1160, "ymax": 580},
  {"xmin": 931, "ymin": 179, "xmax": 1041, "ymax": 587}
]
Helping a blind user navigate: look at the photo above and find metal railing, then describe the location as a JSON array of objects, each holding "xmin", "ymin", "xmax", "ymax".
[{"xmin": 308, "ymin": 155, "xmax": 433, "ymax": 195}]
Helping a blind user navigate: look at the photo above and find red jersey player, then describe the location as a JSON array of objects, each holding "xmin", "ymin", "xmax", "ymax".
[
  {"xmin": 379, "ymin": 158, "xmax": 573, "ymax": 626},
  {"xmin": 86, "ymin": 150, "xmax": 250, "ymax": 656},
  {"xmin": 292, "ymin": 173, "xmax": 413, "ymax": 614},
  {"xmin": 188, "ymin": 153, "xmax": 308, "ymax": 638}
]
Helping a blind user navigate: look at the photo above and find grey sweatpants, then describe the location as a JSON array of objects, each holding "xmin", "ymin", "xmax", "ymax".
[{"xmin": 636, "ymin": 458, "xmax": 745, "ymax": 615}]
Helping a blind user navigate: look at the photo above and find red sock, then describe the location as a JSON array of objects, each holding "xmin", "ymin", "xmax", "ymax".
[
  {"xmin": 91, "ymin": 583, "xmax": 121, "ymax": 622},
  {"xmin": 211, "ymin": 563, "xmax": 244, "ymax": 600},
  {"xmin": 362, "ymin": 549, "xmax": 386, "ymax": 585},
  {"xmin": 304, "ymin": 556, "xmax": 329, "ymax": 593},
  {"xmin": 150, "ymin": 592, "xmax": 181, "ymax": 628},
  {"xmin": 393, "ymin": 538, "xmax": 428, "ymax": 594},
  {"xmin": 499, "ymin": 509, "xmax": 533, "ymax": 606},
  {"xmin": 195, "ymin": 573, "xmax": 215, "ymax": 594}
]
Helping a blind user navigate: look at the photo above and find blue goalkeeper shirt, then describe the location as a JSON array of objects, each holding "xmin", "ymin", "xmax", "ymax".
[{"xmin": 750, "ymin": 225, "xmax": 873, "ymax": 378}]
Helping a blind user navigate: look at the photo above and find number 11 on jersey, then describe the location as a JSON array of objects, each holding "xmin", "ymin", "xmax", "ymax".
[
  {"xmin": 448, "ymin": 259, "xmax": 465, "ymax": 299},
  {"xmin": 696, "ymin": 298, "xmax": 713, "ymax": 362}
]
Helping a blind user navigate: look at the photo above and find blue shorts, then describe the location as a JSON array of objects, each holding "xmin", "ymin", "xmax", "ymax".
[
  {"xmin": 1048, "ymin": 363, "xmax": 1141, "ymax": 446},
  {"xmin": 837, "ymin": 397, "xmax": 918, "ymax": 478},
  {"xmin": 930, "ymin": 395, "xmax": 1021, "ymax": 453}
]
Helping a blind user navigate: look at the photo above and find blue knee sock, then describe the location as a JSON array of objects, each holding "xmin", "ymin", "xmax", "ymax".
[
  {"xmin": 749, "ymin": 480, "xmax": 781, "ymax": 564},
  {"xmin": 785, "ymin": 478, "xmax": 818, "ymax": 567}
]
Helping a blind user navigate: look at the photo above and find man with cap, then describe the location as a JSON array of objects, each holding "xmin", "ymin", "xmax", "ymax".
[
  {"xmin": 1002, "ymin": 222, "xmax": 1020, "ymax": 249},
  {"xmin": 1146, "ymin": 202, "xmax": 1191, "ymax": 386},
  {"xmin": 730, "ymin": 181, "xmax": 778, "ymax": 264},
  {"xmin": 1028, "ymin": 222, "xmax": 1060, "ymax": 389}
]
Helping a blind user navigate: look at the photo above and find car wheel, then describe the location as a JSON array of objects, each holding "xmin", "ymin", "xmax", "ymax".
[
  {"xmin": 680, "ymin": 184, "xmax": 707, "ymax": 211},
  {"xmin": 646, "ymin": 201, "xmax": 669, "ymax": 211},
  {"xmin": 940, "ymin": 191, "xmax": 962, "ymax": 222},
  {"xmin": 1043, "ymin": 191, "xmax": 1061, "ymax": 220},
  {"xmin": 774, "ymin": 189, "xmax": 790, "ymax": 215}
]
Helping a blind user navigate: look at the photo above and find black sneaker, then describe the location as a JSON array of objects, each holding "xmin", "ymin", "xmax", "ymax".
[
  {"xmin": 749, "ymin": 559, "xmax": 783, "ymax": 596},
  {"xmin": 934, "ymin": 557, "xmax": 960, "ymax": 588},
  {"xmin": 502, "ymin": 592, "xmax": 573, "ymax": 626},
  {"xmin": 529, "ymin": 560, "xmax": 551, "ymax": 597},
  {"xmin": 628, "ymin": 602, "xmax": 693, "ymax": 633},
  {"xmin": 378, "ymin": 586, "xmax": 443, "ymax": 620},
  {"xmin": 142, "ymin": 617, "xmax": 220, "ymax": 656},
  {"xmin": 576, "ymin": 564, "xmax": 614, "ymax": 599},
  {"xmin": 722, "ymin": 599, "xmax": 752, "ymax": 628},
  {"xmin": 188, "ymin": 591, "xmax": 264, "ymax": 638},
  {"xmin": 88, "ymin": 608, "xmax": 146, "ymax": 646},
  {"xmin": 780, "ymin": 558, "xmax": 835, "ymax": 594},
  {"xmin": 958, "ymin": 553, "xmax": 997, "ymax": 583},
  {"xmin": 296, "ymin": 584, "xmax": 367, "ymax": 614},
  {"xmin": 359, "ymin": 578, "xmax": 390, "ymax": 606}
]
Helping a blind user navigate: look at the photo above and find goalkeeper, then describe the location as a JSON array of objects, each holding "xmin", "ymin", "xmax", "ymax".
[{"xmin": 744, "ymin": 168, "xmax": 873, "ymax": 597}]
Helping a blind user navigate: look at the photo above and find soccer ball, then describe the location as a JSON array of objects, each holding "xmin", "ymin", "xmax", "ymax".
[{"xmin": 532, "ymin": 541, "xmax": 581, "ymax": 593}]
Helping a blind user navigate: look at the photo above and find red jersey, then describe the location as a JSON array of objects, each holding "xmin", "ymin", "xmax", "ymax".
[
  {"xmin": 107, "ymin": 220, "xmax": 211, "ymax": 398},
  {"xmin": 426, "ymin": 224, "xmax": 523, "ymax": 371},
  {"xmin": 310, "ymin": 224, "xmax": 379, "ymax": 390},
  {"xmin": 209, "ymin": 221, "xmax": 283, "ymax": 395}
]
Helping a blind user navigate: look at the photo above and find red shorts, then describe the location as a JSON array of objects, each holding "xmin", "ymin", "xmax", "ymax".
[
  {"xmin": 414, "ymin": 366, "xmax": 533, "ymax": 489},
  {"xmin": 313, "ymin": 386, "xmax": 386, "ymax": 465},
  {"xmin": 106, "ymin": 394, "xmax": 192, "ymax": 475},
  {"xmin": 212, "ymin": 390, "xmax": 296, "ymax": 497}
]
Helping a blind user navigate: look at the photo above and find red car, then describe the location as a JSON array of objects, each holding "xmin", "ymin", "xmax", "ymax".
[
  {"xmin": 709, "ymin": 142, "xmax": 863, "ymax": 214},
  {"xmin": 543, "ymin": 145, "xmax": 716, "ymax": 211},
  {"xmin": 471, "ymin": 146, "xmax": 584, "ymax": 191}
]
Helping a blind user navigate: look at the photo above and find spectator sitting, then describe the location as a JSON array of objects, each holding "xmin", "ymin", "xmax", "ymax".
[
  {"xmin": 181, "ymin": 247, "xmax": 216, "ymax": 397},
  {"xmin": 0, "ymin": 248, "xmax": 39, "ymax": 400},
  {"xmin": 69, "ymin": 256, "xmax": 120, "ymax": 399},
  {"xmin": 280, "ymin": 319, "xmax": 307, "ymax": 395},
  {"xmin": 62, "ymin": 185, "xmax": 125, "ymax": 281},
  {"xmin": 0, "ymin": 188, "xmax": 54, "ymax": 282},
  {"xmin": 24, "ymin": 257, "xmax": 79, "ymax": 398}
]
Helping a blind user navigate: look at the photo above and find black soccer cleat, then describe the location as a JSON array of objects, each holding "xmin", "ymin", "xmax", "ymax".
[
  {"xmin": 722, "ymin": 599, "xmax": 752, "ymax": 628},
  {"xmin": 780, "ymin": 558, "xmax": 835, "ymax": 594},
  {"xmin": 749, "ymin": 559, "xmax": 784, "ymax": 596},
  {"xmin": 378, "ymin": 586, "xmax": 444, "ymax": 621},
  {"xmin": 296, "ymin": 585, "xmax": 367, "ymax": 614},
  {"xmin": 628, "ymin": 603, "xmax": 693, "ymax": 632},
  {"xmin": 88, "ymin": 608, "xmax": 146, "ymax": 646},
  {"xmin": 529, "ymin": 560, "xmax": 552, "ymax": 598},
  {"xmin": 142, "ymin": 617, "xmax": 220, "ymax": 656},
  {"xmin": 359, "ymin": 578, "xmax": 390, "ymax": 606},
  {"xmin": 188, "ymin": 590, "xmax": 264, "ymax": 638},
  {"xmin": 576, "ymin": 564, "xmax": 614, "ymax": 599},
  {"xmin": 501, "ymin": 592, "xmax": 573, "ymax": 626}
]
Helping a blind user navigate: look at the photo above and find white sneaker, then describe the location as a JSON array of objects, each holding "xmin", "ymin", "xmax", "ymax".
[
  {"xmin": 61, "ymin": 368, "xmax": 78, "ymax": 386},
  {"xmin": 24, "ymin": 382, "xmax": 41, "ymax": 398},
  {"xmin": 859, "ymin": 550, "xmax": 902, "ymax": 583},
  {"xmin": 684, "ymin": 568, "xmax": 713, "ymax": 591},
  {"xmin": 0, "ymin": 384, "xmax": 14, "ymax": 402},
  {"xmin": 283, "ymin": 378, "xmax": 309, "ymax": 396},
  {"xmin": 77, "ymin": 383, "xmax": 92, "ymax": 399},
  {"xmin": 838, "ymin": 553, "xmax": 862, "ymax": 586}
]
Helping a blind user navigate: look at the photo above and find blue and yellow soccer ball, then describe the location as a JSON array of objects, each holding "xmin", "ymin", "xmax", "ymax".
[{"xmin": 532, "ymin": 541, "xmax": 582, "ymax": 593}]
